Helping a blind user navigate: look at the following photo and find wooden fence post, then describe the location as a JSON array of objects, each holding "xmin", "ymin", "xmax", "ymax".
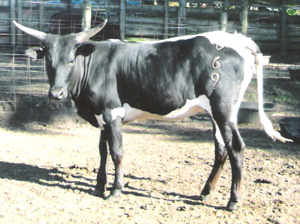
[
  {"xmin": 82, "ymin": 0, "xmax": 92, "ymax": 31},
  {"xmin": 178, "ymin": 0, "xmax": 186, "ymax": 36},
  {"xmin": 10, "ymin": 0, "xmax": 16, "ymax": 47},
  {"xmin": 164, "ymin": 0, "xmax": 169, "ymax": 39},
  {"xmin": 280, "ymin": 1, "xmax": 287, "ymax": 57},
  {"xmin": 220, "ymin": 0, "xmax": 228, "ymax": 31},
  {"xmin": 240, "ymin": 0, "xmax": 248, "ymax": 34},
  {"xmin": 120, "ymin": 0, "xmax": 126, "ymax": 40}
]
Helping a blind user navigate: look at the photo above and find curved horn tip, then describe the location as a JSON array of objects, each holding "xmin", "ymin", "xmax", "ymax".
[
  {"xmin": 13, "ymin": 20, "xmax": 47, "ymax": 41},
  {"xmin": 13, "ymin": 20, "xmax": 22, "ymax": 28},
  {"xmin": 98, "ymin": 19, "xmax": 108, "ymax": 29},
  {"xmin": 76, "ymin": 19, "xmax": 108, "ymax": 43}
]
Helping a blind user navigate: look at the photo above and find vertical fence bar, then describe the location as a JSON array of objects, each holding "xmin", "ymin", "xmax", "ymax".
[
  {"xmin": 163, "ymin": 0, "xmax": 169, "ymax": 39},
  {"xmin": 10, "ymin": 0, "xmax": 16, "ymax": 47},
  {"xmin": 178, "ymin": 0, "xmax": 186, "ymax": 36},
  {"xmin": 39, "ymin": 0, "xmax": 45, "ymax": 32},
  {"xmin": 105, "ymin": 0, "xmax": 111, "ymax": 22},
  {"xmin": 120, "ymin": 0, "xmax": 126, "ymax": 40},
  {"xmin": 17, "ymin": 0, "xmax": 23, "ymax": 45}
]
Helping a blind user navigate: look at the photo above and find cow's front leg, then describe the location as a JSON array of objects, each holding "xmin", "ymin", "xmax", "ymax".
[
  {"xmin": 92, "ymin": 130, "xmax": 108, "ymax": 197},
  {"xmin": 103, "ymin": 113, "xmax": 124, "ymax": 200}
]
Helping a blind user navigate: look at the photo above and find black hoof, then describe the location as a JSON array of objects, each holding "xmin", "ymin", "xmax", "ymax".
[{"xmin": 90, "ymin": 189, "xmax": 105, "ymax": 197}]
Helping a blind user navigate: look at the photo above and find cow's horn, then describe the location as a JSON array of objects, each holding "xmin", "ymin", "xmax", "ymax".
[
  {"xmin": 13, "ymin": 21, "xmax": 47, "ymax": 41},
  {"xmin": 76, "ymin": 19, "xmax": 108, "ymax": 43}
]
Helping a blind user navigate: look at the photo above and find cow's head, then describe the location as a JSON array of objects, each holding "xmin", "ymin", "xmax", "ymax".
[{"xmin": 14, "ymin": 20, "xmax": 107, "ymax": 100}]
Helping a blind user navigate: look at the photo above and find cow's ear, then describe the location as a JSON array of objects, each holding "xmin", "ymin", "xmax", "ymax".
[
  {"xmin": 76, "ymin": 43, "xmax": 95, "ymax": 57},
  {"xmin": 25, "ymin": 47, "xmax": 45, "ymax": 61}
]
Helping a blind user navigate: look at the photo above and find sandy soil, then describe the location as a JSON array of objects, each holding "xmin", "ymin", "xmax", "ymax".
[{"xmin": 0, "ymin": 114, "xmax": 299, "ymax": 223}]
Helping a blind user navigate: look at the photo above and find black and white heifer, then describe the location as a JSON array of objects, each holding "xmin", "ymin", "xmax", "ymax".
[{"xmin": 14, "ymin": 20, "xmax": 291, "ymax": 211}]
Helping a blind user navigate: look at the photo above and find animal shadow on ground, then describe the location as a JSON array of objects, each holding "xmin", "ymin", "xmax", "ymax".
[
  {"xmin": 0, "ymin": 161, "xmax": 93, "ymax": 194},
  {"xmin": 0, "ymin": 161, "xmax": 226, "ymax": 209}
]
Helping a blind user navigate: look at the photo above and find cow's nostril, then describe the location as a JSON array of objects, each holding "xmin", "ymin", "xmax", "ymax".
[
  {"xmin": 49, "ymin": 88, "xmax": 64, "ymax": 100},
  {"xmin": 58, "ymin": 90, "xmax": 64, "ymax": 98}
]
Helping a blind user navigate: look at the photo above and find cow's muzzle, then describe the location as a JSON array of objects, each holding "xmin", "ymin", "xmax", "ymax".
[{"xmin": 49, "ymin": 87, "xmax": 65, "ymax": 100}]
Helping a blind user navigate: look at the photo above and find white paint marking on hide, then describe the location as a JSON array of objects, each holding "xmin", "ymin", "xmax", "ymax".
[
  {"xmin": 192, "ymin": 31, "xmax": 257, "ymax": 125},
  {"xmin": 202, "ymin": 31, "xmax": 258, "ymax": 124}
]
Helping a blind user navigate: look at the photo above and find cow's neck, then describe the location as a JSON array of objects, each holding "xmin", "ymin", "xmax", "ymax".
[{"xmin": 70, "ymin": 56, "xmax": 91, "ymax": 98}]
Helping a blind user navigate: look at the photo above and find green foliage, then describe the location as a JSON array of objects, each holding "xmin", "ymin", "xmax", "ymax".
[
  {"xmin": 247, "ymin": 93, "xmax": 257, "ymax": 101},
  {"xmin": 286, "ymin": 7, "xmax": 300, "ymax": 16},
  {"xmin": 271, "ymin": 92, "xmax": 295, "ymax": 104}
]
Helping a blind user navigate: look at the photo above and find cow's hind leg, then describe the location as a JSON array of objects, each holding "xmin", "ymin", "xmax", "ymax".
[
  {"xmin": 92, "ymin": 130, "xmax": 108, "ymax": 197},
  {"xmin": 200, "ymin": 120, "xmax": 227, "ymax": 202},
  {"xmin": 226, "ymin": 123, "xmax": 245, "ymax": 211},
  {"xmin": 216, "ymin": 118, "xmax": 245, "ymax": 211}
]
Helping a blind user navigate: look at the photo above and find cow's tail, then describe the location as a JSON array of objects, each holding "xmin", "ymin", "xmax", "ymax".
[{"xmin": 253, "ymin": 52, "xmax": 292, "ymax": 143}]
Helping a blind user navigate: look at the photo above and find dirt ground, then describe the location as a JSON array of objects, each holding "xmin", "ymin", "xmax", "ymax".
[{"xmin": 0, "ymin": 77, "xmax": 300, "ymax": 223}]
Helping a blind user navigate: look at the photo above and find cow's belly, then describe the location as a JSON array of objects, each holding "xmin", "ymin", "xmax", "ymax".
[{"xmin": 95, "ymin": 95, "xmax": 211, "ymax": 129}]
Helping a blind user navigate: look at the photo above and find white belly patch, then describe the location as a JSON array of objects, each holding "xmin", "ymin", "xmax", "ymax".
[{"xmin": 95, "ymin": 95, "xmax": 211, "ymax": 128}]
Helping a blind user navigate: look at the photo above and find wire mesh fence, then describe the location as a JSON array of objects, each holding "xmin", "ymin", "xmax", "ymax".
[{"xmin": 0, "ymin": 50, "xmax": 46, "ymax": 113}]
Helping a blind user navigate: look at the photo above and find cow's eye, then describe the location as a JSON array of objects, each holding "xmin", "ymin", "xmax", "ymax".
[{"xmin": 67, "ymin": 60, "xmax": 75, "ymax": 67}]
